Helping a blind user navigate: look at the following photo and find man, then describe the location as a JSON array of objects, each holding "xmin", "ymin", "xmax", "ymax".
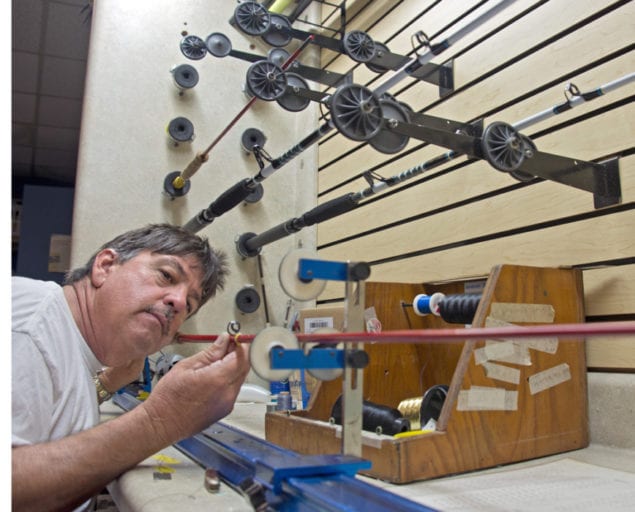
[{"xmin": 12, "ymin": 224, "xmax": 251, "ymax": 512}]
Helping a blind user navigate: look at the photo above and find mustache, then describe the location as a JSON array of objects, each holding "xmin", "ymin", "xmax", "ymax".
[{"xmin": 144, "ymin": 306, "xmax": 175, "ymax": 335}]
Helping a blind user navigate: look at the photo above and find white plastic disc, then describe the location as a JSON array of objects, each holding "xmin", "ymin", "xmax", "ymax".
[
  {"xmin": 305, "ymin": 328, "xmax": 344, "ymax": 381},
  {"xmin": 249, "ymin": 326, "xmax": 299, "ymax": 381},
  {"xmin": 278, "ymin": 248, "xmax": 327, "ymax": 301}
]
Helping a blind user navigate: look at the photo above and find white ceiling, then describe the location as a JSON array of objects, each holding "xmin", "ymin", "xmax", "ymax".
[{"xmin": 12, "ymin": 0, "xmax": 92, "ymax": 189}]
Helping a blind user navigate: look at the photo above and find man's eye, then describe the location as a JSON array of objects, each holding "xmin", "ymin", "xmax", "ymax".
[
  {"xmin": 186, "ymin": 302, "xmax": 193, "ymax": 314},
  {"xmin": 160, "ymin": 270, "xmax": 173, "ymax": 282}
]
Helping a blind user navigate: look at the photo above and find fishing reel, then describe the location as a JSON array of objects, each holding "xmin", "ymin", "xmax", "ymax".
[
  {"xmin": 328, "ymin": 84, "xmax": 411, "ymax": 154},
  {"xmin": 481, "ymin": 121, "xmax": 537, "ymax": 181},
  {"xmin": 232, "ymin": 2, "xmax": 378, "ymax": 64}
]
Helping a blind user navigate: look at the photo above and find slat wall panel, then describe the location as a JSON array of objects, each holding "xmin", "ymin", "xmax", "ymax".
[
  {"xmin": 319, "ymin": 208, "xmax": 634, "ymax": 294},
  {"xmin": 317, "ymin": 115, "xmax": 634, "ymax": 248},
  {"xmin": 321, "ymin": 0, "xmax": 479, "ymax": 78},
  {"xmin": 315, "ymin": 0, "xmax": 634, "ymax": 369},
  {"xmin": 318, "ymin": 1, "xmax": 632, "ymax": 197},
  {"xmin": 584, "ymin": 264, "xmax": 635, "ymax": 318}
]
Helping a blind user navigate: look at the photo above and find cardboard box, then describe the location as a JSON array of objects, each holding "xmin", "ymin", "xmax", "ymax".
[
  {"xmin": 289, "ymin": 307, "xmax": 345, "ymax": 408},
  {"xmin": 297, "ymin": 307, "xmax": 346, "ymax": 334}
]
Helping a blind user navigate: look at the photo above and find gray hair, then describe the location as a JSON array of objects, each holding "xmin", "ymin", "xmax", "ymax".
[{"xmin": 64, "ymin": 223, "xmax": 228, "ymax": 310}]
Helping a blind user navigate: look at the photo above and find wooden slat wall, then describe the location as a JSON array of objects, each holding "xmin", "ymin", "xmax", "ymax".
[{"xmin": 314, "ymin": 0, "xmax": 634, "ymax": 369}]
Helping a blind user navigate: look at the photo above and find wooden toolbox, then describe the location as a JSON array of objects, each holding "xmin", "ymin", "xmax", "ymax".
[{"xmin": 265, "ymin": 264, "xmax": 589, "ymax": 483}]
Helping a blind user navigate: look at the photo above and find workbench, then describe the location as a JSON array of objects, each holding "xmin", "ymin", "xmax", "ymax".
[{"xmin": 102, "ymin": 372, "xmax": 635, "ymax": 512}]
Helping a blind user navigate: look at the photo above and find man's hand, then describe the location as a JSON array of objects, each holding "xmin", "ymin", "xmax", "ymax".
[{"xmin": 139, "ymin": 333, "xmax": 251, "ymax": 445}]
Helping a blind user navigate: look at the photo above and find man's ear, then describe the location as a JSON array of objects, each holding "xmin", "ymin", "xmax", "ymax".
[{"xmin": 91, "ymin": 249, "xmax": 118, "ymax": 287}]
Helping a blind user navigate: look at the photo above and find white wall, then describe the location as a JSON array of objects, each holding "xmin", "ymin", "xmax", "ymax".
[{"xmin": 72, "ymin": 1, "xmax": 321, "ymax": 381}]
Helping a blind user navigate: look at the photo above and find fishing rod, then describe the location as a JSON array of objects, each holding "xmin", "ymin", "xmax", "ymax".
[
  {"xmin": 177, "ymin": 320, "xmax": 635, "ymax": 345},
  {"xmin": 234, "ymin": 72, "xmax": 634, "ymax": 257},
  {"xmin": 373, "ymin": 0, "xmax": 517, "ymax": 97},
  {"xmin": 182, "ymin": 120, "xmax": 333, "ymax": 233},
  {"xmin": 261, "ymin": 0, "xmax": 520, "ymax": 149},
  {"xmin": 164, "ymin": 35, "xmax": 314, "ymax": 199}
]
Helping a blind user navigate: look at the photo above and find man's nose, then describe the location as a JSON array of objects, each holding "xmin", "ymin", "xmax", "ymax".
[{"xmin": 164, "ymin": 285, "xmax": 188, "ymax": 313}]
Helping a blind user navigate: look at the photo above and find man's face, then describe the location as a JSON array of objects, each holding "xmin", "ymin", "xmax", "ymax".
[{"xmin": 92, "ymin": 250, "xmax": 204, "ymax": 365}]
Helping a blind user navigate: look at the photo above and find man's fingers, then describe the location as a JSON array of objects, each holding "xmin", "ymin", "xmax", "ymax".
[{"xmin": 177, "ymin": 332, "xmax": 246, "ymax": 370}]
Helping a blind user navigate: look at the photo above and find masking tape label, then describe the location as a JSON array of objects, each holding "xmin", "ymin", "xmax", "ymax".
[
  {"xmin": 482, "ymin": 361, "xmax": 521, "ymax": 384},
  {"xmin": 474, "ymin": 340, "xmax": 516, "ymax": 365},
  {"xmin": 457, "ymin": 386, "xmax": 518, "ymax": 411},
  {"xmin": 480, "ymin": 340, "xmax": 532, "ymax": 366},
  {"xmin": 490, "ymin": 302, "xmax": 555, "ymax": 323},
  {"xmin": 486, "ymin": 316, "xmax": 559, "ymax": 354},
  {"xmin": 528, "ymin": 363, "xmax": 571, "ymax": 395}
]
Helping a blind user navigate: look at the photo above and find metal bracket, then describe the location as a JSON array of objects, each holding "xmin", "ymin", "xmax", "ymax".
[
  {"xmin": 387, "ymin": 119, "xmax": 623, "ymax": 208},
  {"xmin": 409, "ymin": 58, "xmax": 455, "ymax": 97},
  {"xmin": 291, "ymin": 256, "xmax": 369, "ymax": 456},
  {"xmin": 342, "ymin": 277, "xmax": 366, "ymax": 457},
  {"xmin": 593, "ymin": 157, "xmax": 621, "ymax": 208},
  {"xmin": 408, "ymin": 110, "xmax": 482, "ymax": 138},
  {"xmin": 271, "ymin": 347, "xmax": 345, "ymax": 371},
  {"xmin": 298, "ymin": 258, "xmax": 370, "ymax": 282}
]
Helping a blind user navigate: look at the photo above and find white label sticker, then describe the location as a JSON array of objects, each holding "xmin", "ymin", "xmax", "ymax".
[
  {"xmin": 486, "ymin": 317, "xmax": 559, "ymax": 354},
  {"xmin": 528, "ymin": 363, "xmax": 571, "ymax": 395},
  {"xmin": 457, "ymin": 387, "xmax": 518, "ymax": 411},
  {"xmin": 304, "ymin": 317, "xmax": 333, "ymax": 333},
  {"xmin": 490, "ymin": 303, "xmax": 555, "ymax": 323},
  {"xmin": 474, "ymin": 341, "xmax": 516, "ymax": 365},
  {"xmin": 483, "ymin": 361, "xmax": 521, "ymax": 384}
]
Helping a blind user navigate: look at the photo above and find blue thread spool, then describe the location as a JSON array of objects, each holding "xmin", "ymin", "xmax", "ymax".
[
  {"xmin": 412, "ymin": 293, "xmax": 445, "ymax": 317},
  {"xmin": 275, "ymin": 391, "xmax": 293, "ymax": 411}
]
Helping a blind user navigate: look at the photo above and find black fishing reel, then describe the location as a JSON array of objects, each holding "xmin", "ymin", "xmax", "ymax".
[
  {"xmin": 481, "ymin": 121, "xmax": 536, "ymax": 177},
  {"xmin": 328, "ymin": 84, "xmax": 383, "ymax": 142},
  {"xmin": 206, "ymin": 32, "xmax": 232, "ymax": 57},
  {"xmin": 180, "ymin": 34, "xmax": 207, "ymax": 60},
  {"xmin": 342, "ymin": 30, "xmax": 376, "ymax": 63},
  {"xmin": 369, "ymin": 97, "xmax": 411, "ymax": 154},
  {"xmin": 245, "ymin": 60, "xmax": 288, "ymax": 101},
  {"xmin": 277, "ymin": 72, "xmax": 311, "ymax": 112},
  {"xmin": 233, "ymin": 1, "xmax": 271, "ymax": 36},
  {"xmin": 262, "ymin": 13, "xmax": 293, "ymax": 47}
]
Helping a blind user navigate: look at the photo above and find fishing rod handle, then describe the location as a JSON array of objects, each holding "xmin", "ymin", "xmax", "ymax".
[
  {"xmin": 206, "ymin": 178, "xmax": 256, "ymax": 217},
  {"xmin": 302, "ymin": 193, "xmax": 359, "ymax": 225},
  {"xmin": 179, "ymin": 152, "xmax": 209, "ymax": 181},
  {"xmin": 182, "ymin": 178, "xmax": 255, "ymax": 233}
]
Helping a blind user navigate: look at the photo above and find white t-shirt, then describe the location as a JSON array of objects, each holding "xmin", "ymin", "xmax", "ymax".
[{"xmin": 12, "ymin": 276, "xmax": 103, "ymax": 445}]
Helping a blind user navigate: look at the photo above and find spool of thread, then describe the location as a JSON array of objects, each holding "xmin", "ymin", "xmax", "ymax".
[
  {"xmin": 398, "ymin": 384, "xmax": 449, "ymax": 430},
  {"xmin": 438, "ymin": 294, "xmax": 481, "ymax": 324},
  {"xmin": 412, "ymin": 293, "xmax": 445, "ymax": 316},
  {"xmin": 330, "ymin": 395, "xmax": 410, "ymax": 435},
  {"xmin": 398, "ymin": 397, "xmax": 424, "ymax": 431},
  {"xmin": 275, "ymin": 391, "xmax": 293, "ymax": 411}
]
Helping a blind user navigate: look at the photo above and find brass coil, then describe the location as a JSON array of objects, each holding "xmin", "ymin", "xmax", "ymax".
[{"xmin": 398, "ymin": 397, "xmax": 423, "ymax": 430}]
